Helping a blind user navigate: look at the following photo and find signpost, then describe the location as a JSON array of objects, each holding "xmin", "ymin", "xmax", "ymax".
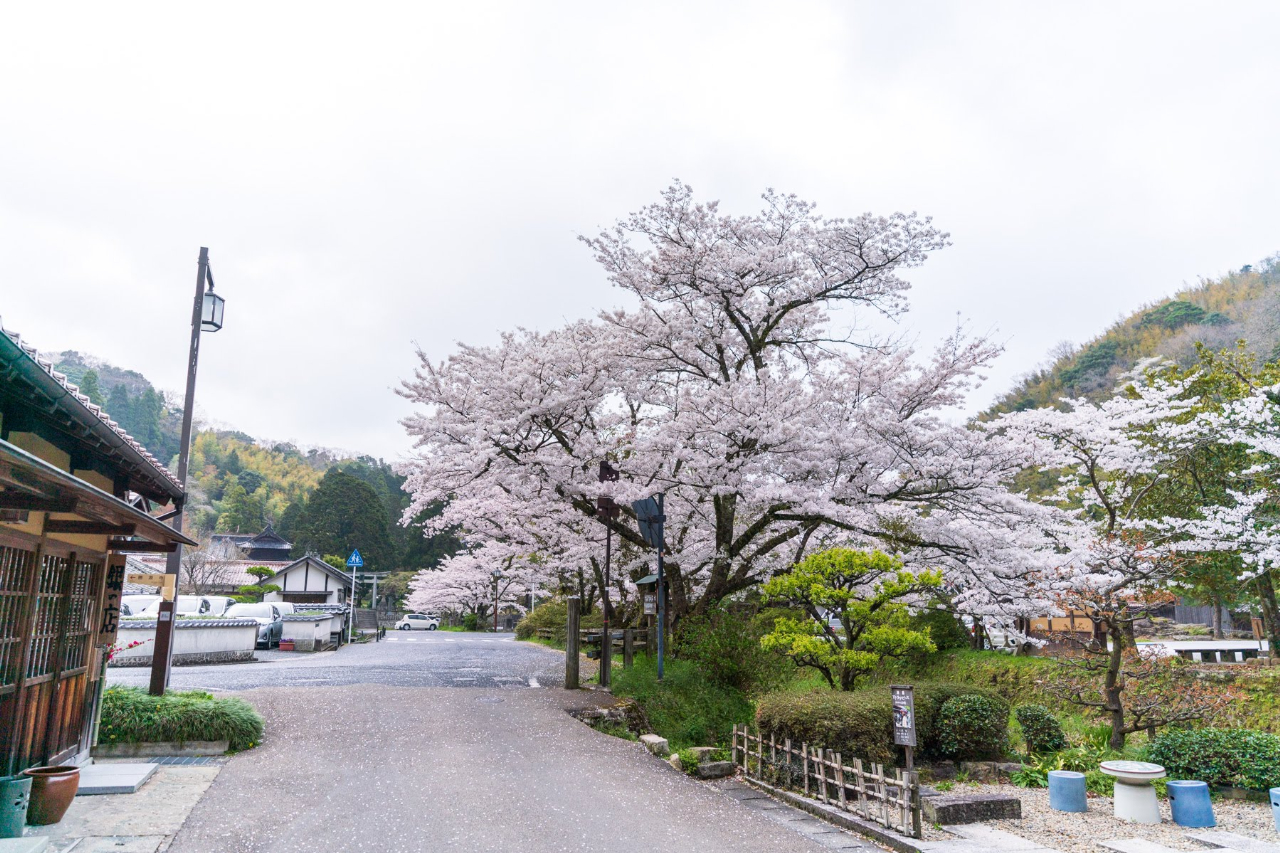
[
  {"xmin": 891, "ymin": 684, "xmax": 917, "ymax": 769},
  {"xmin": 346, "ymin": 549, "xmax": 363, "ymax": 642},
  {"xmin": 630, "ymin": 493, "xmax": 666, "ymax": 681}
]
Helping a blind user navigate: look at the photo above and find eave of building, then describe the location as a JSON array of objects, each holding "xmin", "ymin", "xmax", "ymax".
[{"xmin": 0, "ymin": 321, "xmax": 184, "ymax": 505}]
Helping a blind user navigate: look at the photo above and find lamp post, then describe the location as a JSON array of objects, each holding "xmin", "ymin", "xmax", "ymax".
[
  {"xmin": 630, "ymin": 493, "xmax": 666, "ymax": 681},
  {"xmin": 149, "ymin": 247, "xmax": 224, "ymax": 696},
  {"xmin": 596, "ymin": 461, "xmax": 619, "ymax": 688},
  {"xmin": 491, "ymin": 568, "xmax": 504, "ymax": 633}
]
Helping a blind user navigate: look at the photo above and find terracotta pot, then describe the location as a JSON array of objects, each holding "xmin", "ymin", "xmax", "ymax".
[{"xmin": 22, "ymin": 765, "xmax": 79, "ymax": 826}]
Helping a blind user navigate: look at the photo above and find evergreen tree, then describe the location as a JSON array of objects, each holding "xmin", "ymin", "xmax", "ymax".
[
  {"xmin": 225, "ymin": 449, "xmax": 242, "ymax": 475},
  {"xmin": 79, "ymin": 370, "xmax": 105, "ymax": 407},
  {"xmin": 218, "ymin": 480, "xmax": 265, "ymax": 533},
  {"xmin": 106, "ymin": 384, "xmax": 130, "ymax": 425},
  {"xmin": 295, "ymin": 469, "xmax": 394, "ymax": 570}
]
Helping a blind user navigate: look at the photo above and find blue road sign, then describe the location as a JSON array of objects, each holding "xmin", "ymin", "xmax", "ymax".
[{"xmin": 346, "ymin": 549, "xmax": 364, "ymax": 568}]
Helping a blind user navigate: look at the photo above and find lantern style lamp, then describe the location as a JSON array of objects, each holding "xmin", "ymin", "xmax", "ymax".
[{"xmin": 201, "ymin": 284, "xmax": 225, "ymax": 332}]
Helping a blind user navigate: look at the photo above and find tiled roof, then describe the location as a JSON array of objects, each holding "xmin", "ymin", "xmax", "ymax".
[
  {"xmin": 131, "ymin": 555, "xmax": 292, "ymax": 587},
  {"xmin": 0, "ymin": 320, "xmax": 182, "ymax": 491}
]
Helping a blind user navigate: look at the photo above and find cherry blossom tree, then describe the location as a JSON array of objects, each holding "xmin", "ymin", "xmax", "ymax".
[{"xmin": 401, "ymin": 183, "xmax": 1054, "ymax": 629}]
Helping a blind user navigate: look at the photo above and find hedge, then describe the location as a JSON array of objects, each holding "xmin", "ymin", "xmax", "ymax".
[
  {"xmin": 756, "ymin": 682, "xmax": 1010, "ymax": 765},
  {"xmin": 1147, "ymin": 728, "xmax": 1280, "ymax": 791},
  {"xmin": 99, "ymin": 687, "xmax": 264, "ymax": 752},
  {"xmin": 935, "ymin": 695, "xmax": 1009, "ymax": 760},
  {"xmin": 1015, "ymin": 704, "xmax": 1068, "ymax": 755}
]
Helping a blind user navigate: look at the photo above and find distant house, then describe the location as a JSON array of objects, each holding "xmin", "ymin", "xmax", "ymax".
[
  {"xmin": 211, "ymin": 523, "xmax": 293, "ymax": 562},
  {"xmin": 261, "ymin": 555, "xmax": 351, "ymax": 606}
]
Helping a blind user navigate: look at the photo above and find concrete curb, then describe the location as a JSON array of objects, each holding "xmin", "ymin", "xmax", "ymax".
[
  {"xmin": 93, "ymin": 740, "xmax": 228, "ymax": 758},
  {"xmin": 743, "ymin": 778, "xmax": 929, "ymax": 853}
]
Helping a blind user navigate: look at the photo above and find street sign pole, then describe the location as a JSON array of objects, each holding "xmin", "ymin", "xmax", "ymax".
[
  {"xmin": 656, "ymin": 492, "xmax": 665, "ymax": 682},
  {"xmin": 346, "ymin": 549, "xmax": 364, "ymax": 643}
]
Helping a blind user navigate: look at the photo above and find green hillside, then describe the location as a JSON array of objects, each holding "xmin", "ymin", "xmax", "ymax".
[
  {"xmin": 987, "ymin": 254, "xmax": 1280, "ymax": 415},
  {"xmin": 47, "ymin": 352, "xmax": 455, "ymax": 572}
]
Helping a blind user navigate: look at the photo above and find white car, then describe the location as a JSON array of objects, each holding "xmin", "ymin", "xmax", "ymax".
[
  {"xmin": 119, "ymin": 594, "xmax": 162, "ymax": 617},
  {"xmin": 396, "ymin": 613, "xmax": 440, "ymax": 631},
  {"xmin": 137, "ymin": 595, "xmax": 213, "ymax": 617}
]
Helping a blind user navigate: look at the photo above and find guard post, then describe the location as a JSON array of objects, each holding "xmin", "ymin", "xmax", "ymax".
[{"xmin": 565, "ymin": 596, "xmax": 580, "ymax": 689}]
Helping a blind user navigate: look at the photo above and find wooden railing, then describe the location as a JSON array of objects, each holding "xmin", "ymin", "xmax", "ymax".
[{"xmin": 731, "ymin": 725, "xmax": 922, "ymax": 839}]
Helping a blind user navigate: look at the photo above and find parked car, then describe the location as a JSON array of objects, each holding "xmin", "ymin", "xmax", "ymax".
[
  {"xmin": 274, "ymin": 602, "xmax": 296, "ymax": 616},
  {"xmin": 395, "ymin": 613, "xmax": 440, "ymax": 631},
  {"xmin": 119, "ymin": 594, "xmax": 162, "ymax": 617},
  {"xmin": 226, "ymin": 602, "xmax": 284, "ymax": 648},
  {"xmin": 137, "ymin": 595, "xmax": 212, "ymax": 618},
  {"xmin": 203, "ymin": 595, "xmax": 235, "ymax": 615}
]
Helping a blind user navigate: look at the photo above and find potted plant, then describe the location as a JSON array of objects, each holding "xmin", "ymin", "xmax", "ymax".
[
  {"xmin": 22, "ymin": 765, "xmax": 79, "ymax": 826},
  {"xmin": 279, "ymin": 639, "xmax": 295, "ymax": 651}
]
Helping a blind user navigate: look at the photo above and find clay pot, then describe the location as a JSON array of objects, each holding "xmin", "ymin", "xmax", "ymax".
[{"xmin": 22, "ymin": 765, "xmax": 79, "ymax": 826}]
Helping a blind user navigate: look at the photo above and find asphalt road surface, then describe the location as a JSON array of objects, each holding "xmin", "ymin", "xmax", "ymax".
[
  {"xmin": 128, "ymin": 634, "xmax": 837, "ymax": 853},
  {"xmin": 106, "ymin": 631, "xmax": 565, "ymax": 691}
]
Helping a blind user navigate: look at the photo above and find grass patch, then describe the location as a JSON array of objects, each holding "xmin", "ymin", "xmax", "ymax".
[
  {"xmin": 100, "ymin": 687, "xmax": 264, "ymax": 752},
  {"xmin": 610, "ymin": 655, "xmax": 752, "ymax": 750}
]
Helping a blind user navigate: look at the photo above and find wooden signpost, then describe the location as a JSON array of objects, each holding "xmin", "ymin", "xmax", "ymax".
[{"xmin": 890, "ymin": 684, "xmax": 917, "ymax": 769}]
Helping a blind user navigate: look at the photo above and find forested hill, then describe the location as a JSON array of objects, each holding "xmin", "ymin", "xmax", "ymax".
[
  {"xmin": 47, "ymin": 351, "xmax": 455, "ymax": 572},
  {"xmin": 986, "ymin": 255, "xmax": 1280, "ymax": 416}
]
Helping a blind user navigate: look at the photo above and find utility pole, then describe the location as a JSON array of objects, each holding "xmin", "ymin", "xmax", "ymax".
[
  {"xmin": 150, "ymin": 247, "xmax": 223, "ymax": 696},
  {"xmin": 597, "ymin": 461, "xmax": 619, "ymax": 688}
]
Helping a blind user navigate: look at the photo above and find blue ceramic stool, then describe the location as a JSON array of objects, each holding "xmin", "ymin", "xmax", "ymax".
[
  {"xmin": 1269, "ymin": 787, "xmax": 1279, "ymax": 832},
  {"xmin": 1049, "ymin": 770, "xmax": 1087, "ymax": 813},
  {"xmin": 1168, "ymin": 780, "xmax": 1215, "ymax": 828}
]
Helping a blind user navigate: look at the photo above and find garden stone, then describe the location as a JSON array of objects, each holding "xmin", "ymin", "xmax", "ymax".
[
  {"xmin": 696, "ymin": 761, "xmax": 735, "ymax": 779},
  {"xmin": 996, "ymin": 762, "xmax": 1023, "ymax": 777},
  {"xmin": 668, "ymin": 754, "xmax": 682, "ymax": 771},
  {"xmin": 923, "ymin": 792, "xmax": 1021, "ymax": 824},
  {"xmin": 639, "ymin": 734, "xmax": 668, "ymax": 756},
  {"xmin": 688, "ymin": 747, "xmax": 716, "ymax": 763},
  {"xmin": 959, "ymin": 761, "xmax": 998, "ymax": 782},
  {"xmin": 927, "ymin": 761, "xmax": 957, "ymax": 780}
]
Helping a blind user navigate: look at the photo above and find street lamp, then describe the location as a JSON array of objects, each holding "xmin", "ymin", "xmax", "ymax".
[
  {"xmin": 491, "ymin": 568, "xmax": 505, "ymax": 633},
  {"xmin": 149, "ymin": 247, "xmax": 222, "ymax": 696}
]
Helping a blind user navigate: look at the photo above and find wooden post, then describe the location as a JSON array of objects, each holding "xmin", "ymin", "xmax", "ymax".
[
  {"xmin": 784, "ymin": 737, "xmax": 792, "ymax": 786},
  {"xmin": 565, "ymin": 596, "xmax": 580, "ymax": 689},
  {"xmin": 802, "ymin": 742, "xmax": 809, "ymax": 795},
  {"xmin": 816, "ymin": 747, "xmax": 828, "ymax": 803},
  {"xmin": 623, "ymin": 628, "xmax": 634, "ymax": 669},
  {"xmin": 757, "ymin": 725, "xmax": 764, "ymax": 780},
  {"xmin": 909, "ymin": 769, "xmax": 922, "ymax": 839},
  {"xmin": 834, "ymin": 751, "xmax": 846, "ymax": 810},
  {"xmin": 853, "ymin": 758, "xmax": 866, "ymax": 818}
]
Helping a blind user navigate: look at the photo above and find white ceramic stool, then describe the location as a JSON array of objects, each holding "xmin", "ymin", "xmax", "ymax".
[{"xmin": 1100, "ymin": 760, "xmax": 1165, "ymax": 824}]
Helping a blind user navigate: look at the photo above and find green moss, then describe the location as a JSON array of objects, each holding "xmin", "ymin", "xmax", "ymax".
[{"xmin": 100, "ymin": 687, "xmax": 263, "ymax": 751}]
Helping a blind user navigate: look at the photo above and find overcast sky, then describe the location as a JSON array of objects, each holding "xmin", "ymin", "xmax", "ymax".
[{"xmin": 2, "ymin": 2, "xmax": 1277, "ymax": 461}]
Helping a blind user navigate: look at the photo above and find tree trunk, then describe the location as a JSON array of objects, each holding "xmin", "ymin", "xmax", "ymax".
[
  {"xmin": 1105, "ymin": 621, "xmax": 1128, "ymax": 751},
  {"xmin": 1256, "ymin": 570, "xmax": 1280, "ymax": 657},
  {"xmin": 1211, "ymin": 593, "xmax": 1224, "ymax": 639},
  {"xmin": 971, "ymin": 617, "xmax": 985, "ymax": 651}
]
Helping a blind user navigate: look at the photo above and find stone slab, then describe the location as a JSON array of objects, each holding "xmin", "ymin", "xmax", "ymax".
[
  {"xmin": 1185, "ymin": 831, "xmax": 1280, "ymax": 853},
  {"xmin": 60, "ymin": 837, "xmax": 166, "ymax": 852},
  {"xmin": 0, "ymin": 839, "xmax": 48, "ymax": 853},
  {"xmin": 1099, "ymin": 839, "xmax": 1182, "ymax": 853},
  {"xmin": 93, "ymin": 741, "xmax": 227, "ymax": 758},
  {"xmin": 696, "ymin": 760, "xmax": 736, "ymax": 779},
  {"xmin": 77, "ymin": 763, "xmax": 158, "ymax": 795},
  {"xmin": 941, "ymin": 824, "xmax": 1055, "ymax": 851},
  {"xmin": 639, "ymin": 733, "xmax": 669, "ymax": 756},
  {"xmin": 924, "ymin": 793, "xmax": 1022, "ymax": 824}
]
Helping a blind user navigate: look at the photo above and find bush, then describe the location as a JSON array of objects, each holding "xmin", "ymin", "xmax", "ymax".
[
  {"xmin": 610, "ymin": 656, "xmax": 751, "ymax": 750},
  {"xmin": 514, "ymin": 601, "xmax": 603, "ymax": 644},
  {"xmin": 1146, "ymin": 728, "xmax": 1280, "ymax": 791},
  {"xmin": 910, "ymin": 607, "xmax": 972, "ymax": 652},
  {"xmin": 934, "ymin": 695, "xmax": 1009, "ymax": 760},
  {"xmin": 1016, "ymin": 704, "xmax": 1068, "ymax": 755},
  {"xmin": 674, "ymin": 606, "xmax": 790, "ymax": 694},
  {"xmin": 100, "ymin": 687, "xmax": 263, "ymax": 751},
  {"xmin": 463, "ymin": 613, "xmax": 479, "ymax": 632},
  {"xmin": 756, "ymin": 682, "xmax": 1009, "ymax": 765}
]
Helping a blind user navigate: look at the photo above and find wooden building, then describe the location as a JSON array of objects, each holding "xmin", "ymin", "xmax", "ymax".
[
  {"xmin": 261, "ymin": 555, "xmax": 351, "ymax": 606},
  {"xmin": 0, "ymin": 322, "xmax": 193, "ymax": 775}
]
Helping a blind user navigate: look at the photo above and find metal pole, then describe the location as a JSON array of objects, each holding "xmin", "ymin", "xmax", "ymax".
[
  {"xmin": 493, "ymin": 577, "xmax": 499, "ymax": 632},
  {"xmin": 349, "ymin": 570, "xmax": 357, "ymax": 643},
  {"xmin": 372, "ymin": 573, "xmax": 379, "ymax": 641},
  {"xmin": 656, "ymin": 492, "xmax": 665, "ymax": 682},
  {"xmin": 149, "ymin": 247, "xmax": 208, "ymax": 696},
  {"xmin": 600, "ymin": 526, "xmax": 611, "ymax": 688}
]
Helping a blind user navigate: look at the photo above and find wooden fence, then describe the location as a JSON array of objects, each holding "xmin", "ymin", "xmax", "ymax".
[
  {"xmin": 535, "ymin": 628, "xmax": 652, "ymax": 666},
  {"xmin": 731, "ymin": 725, "xmax": 922, "ymax": 839}
]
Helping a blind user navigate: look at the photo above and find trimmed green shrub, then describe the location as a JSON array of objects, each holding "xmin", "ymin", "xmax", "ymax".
[
  {"xmin": 1015, "ymin": 704, "xmax": 1068, "ymax": 755},
  {"xmin": 673, "ymin": 605, "xmax": 790, "ymax": 694},
  {"xmin": 1146, "ymin": 728, "xmax": 1280, "ymax": 791},
  {"xmin": 100, "ymin": 687, "xmax": 263, "ymax": 751},
  {"xmin": 514, "ymin": 601, "xmax": 602, "ymax": 644},
  {"xmin": 910, "ymin": 607, "xmax": 972, "ymax": 652},
  {"xmin": 934, "ymin": 695, "xmax": 1009, "ymax": 760},
  {"xmin": 756, "ymin": 682, "xmax": 1009, "ymax": 765}
]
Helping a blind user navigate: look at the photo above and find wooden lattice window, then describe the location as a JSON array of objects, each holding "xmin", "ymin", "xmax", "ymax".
[
  {"xmin": 25, "ymin": 554, "xmax": 70, "ymax": 680},
  {"xmin": 59, "ymin": 557, "xmax": 101, "ymax": 673},
  {"xmin": 0, "ymin": 544, "xmax": 36, "ymax": 689}
]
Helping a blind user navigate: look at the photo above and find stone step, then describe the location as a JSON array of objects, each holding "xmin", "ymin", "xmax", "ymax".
[
  {"xmin": 77, "ymin": 762, "xmax": 157, "ymax": 795},
  {"xmin": 1098, "ymin": 838, "xmax": 1183, "ymax": 853},
  {"xmin": 1185, "ymin": 831, "xmax": 1280, "ymax": 853},
  {"xmin": 0, "ymin": 838, "xmax": 49, "ymax": 853}
]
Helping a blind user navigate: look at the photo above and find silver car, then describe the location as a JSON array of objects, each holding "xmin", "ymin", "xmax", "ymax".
[{"xmin": 226, "ymin": 602, "xmax": 284, "ymax": 648}]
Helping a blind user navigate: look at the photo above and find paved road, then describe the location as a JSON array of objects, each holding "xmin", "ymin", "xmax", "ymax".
[
  {"xmin": 167, "ymin": 685, "xmax": 837, "ymax": 853},
  {"xmin": 106, "ymin": 632, "xmax": 565, "ymax": 691},
  {"xmin": 123, "ymin": 634, "xmax": 842, "ymax": 853}
]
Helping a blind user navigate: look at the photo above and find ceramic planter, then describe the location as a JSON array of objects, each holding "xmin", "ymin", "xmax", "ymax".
[
  {"xmin": 0, "ymin": 775, "xmax": 31, "ymax": 838},
  {"xmin": 22, "ymin": 765, "xmax": 79, "ymax": 826}
]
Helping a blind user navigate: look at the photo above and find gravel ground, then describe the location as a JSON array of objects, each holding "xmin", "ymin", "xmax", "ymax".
[{"xmin": 958, "ymin": 783, "xmax": 1279, "ymax": 853}]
